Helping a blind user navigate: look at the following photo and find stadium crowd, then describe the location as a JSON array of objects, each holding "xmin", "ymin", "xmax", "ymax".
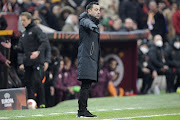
[{"xmin": 0, "ymin": 0, "xmax": 180, "ymax": 108}]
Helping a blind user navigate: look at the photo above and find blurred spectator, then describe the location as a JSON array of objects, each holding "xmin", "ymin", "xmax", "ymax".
[
  {"xmin": 99, "ymin": 0, "xmax": 119, "ymax": 19},
  {"xmin": 149, "ymin": 34, "xmax": 174, "ymax": 93},
  {"xmin": 38, "ymin": 4, "xmax": 59, "ymax": 30},
  {"xmin": 52, "ymin": 4, "xmax": 61, "ymax": 18},
  {"xmin": 147, "ymin": 0, "xmax": 167, "ymax": 42},
  {"xmin": 54, "ymin": 58, "xmax": 66, "ymax": 103},
  {"xmin": 0, "ymin": 13, "xmax": 9, "ymax": 67},
  {"xmin": 67, "ymin": 0, "xmax": 87, "ymax": 10},
  {"xmin": 119, "ymin": 0, "xmax": 142, "ymax": 29},
  {"xmin": 120, "ymin": 18, "xmax": 137, "ymax": 32},
  {"xmin": 16, "ymin": 12, "xmax": 48, "ymax": 108},
  {"xmin": 0, "ymin": 41, "xmax": 11, "ymax": 67},
  {"xmin": 58, "ymin": 6, "xmax": 75, "ymax": 30},
  {"xmin": 44, "ymin": 46, "xmax": 60, "ymax": 107},
  {"xmin": 110, "ymin": 18, "xmax": 122, "ymax": 31},
  {"xmin": 165, "ymin": 35, "xmax": 180, "ymax": 92},
  {"xmin": 138, "ymin": 41, "xmax": 154, "ymax": 94},
  {"xmin": 163, "ymin": 1, "xmax": 177, "ymax": 41},
  {"xmin": 90, "ymin": 57, "xmax": 112, "ymax": 98},
  {"xmin": 34, "ymin": 17, "xmax": 56, "ymax": 33},
  {"xmin": 172, "ymin": 2, "xmax": 180, "ymax": 35},
  {"xmin": 158, "ymin": 0, "xmax": 167, "ymax": 13},
  {"xmin": 54, "ymin": 57, "xmax": 74, "ymax": 103},
  {"xmin": 62, "ymin": 14, "xmax": 78, "ymax": 32},
  {"xmin": 2, "ymin": 0, "xmax": 21, "ymax": 15},
  {"xmin": 0, "ymin": 12, "xmax": 7, "ymax": 30},
  {"xmin": 71, "ymin": 58, "xmax": 81, "ymax": 86},
  {"xmin": 108, "ymin": 58, "xmax": 122, "ymax": 96},
  {"xmin": 138, "ymin": 0, "xmax": 148, "ymax": 29}
]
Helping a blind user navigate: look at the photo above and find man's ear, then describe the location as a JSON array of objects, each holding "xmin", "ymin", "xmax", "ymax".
[{"xmin": 88, "ymin": 9, "xmax": 91, "ymax": 14}]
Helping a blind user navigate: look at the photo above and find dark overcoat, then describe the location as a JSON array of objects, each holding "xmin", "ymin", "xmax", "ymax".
[{"xmin": 77, "ymin": 12, "xmax": 100, "ymax": 82}]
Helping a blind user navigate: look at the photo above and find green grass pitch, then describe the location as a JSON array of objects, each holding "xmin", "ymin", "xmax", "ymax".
[{"xmin": 0, "ymin": 93, "xmax": 180, "ymax": 120}]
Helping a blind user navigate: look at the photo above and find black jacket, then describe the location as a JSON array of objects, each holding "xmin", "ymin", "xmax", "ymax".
[
  {"xmin": 148, "ymin": 45, "xmax": 165, "ymax": 70},
  {"xmin": 77, "ymin": 12, "xmax": 100, "ymax": 81},
  {"xmin": 17, "ymin": 22, "xmax": 49, "ymax": 67},
  {"xmin": 165, "ymin": 37, "xmax": 180, "ymax": 68},
  {"xmin": 138, "ymin": 49, "xmax": 153, "ymax": 72}
]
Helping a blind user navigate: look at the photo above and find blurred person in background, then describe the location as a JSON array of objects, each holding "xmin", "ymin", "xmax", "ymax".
[
  {"xmin": 99, "ymin": 0, "xmax": 119, "ymax": 19},
  {"xmin": 120, "ymin": 18, "xmax": 137, "ymax": 32},
  {"xmin": 163, "ymin": 1, "xmax": 177, "ymax": 41},
  {"xmin": 147, "ymin": 0, "xmax": 167, "ymax": 42},
  {"xmin": 62, "ymin": 14, "xmax": 79, "ymax": 32},
  {"xmin": 107, "ymin": 58, "xmax": 124, "ymax": 97},
  {"xmin": 0, "ymin": 41, "xmax": 11, "ymax": 68},
  {"xmin": 138, "ymin": 0, "xmax": 148, "ymax": 29},
  {"xmin": 67, "ymin": 0, "xmax": 87, "ymax": 10},
  {"xmin": 54, "ymin": 57, "xmax": 74, "ymax": 103},
  {"xmin": 149, "ymin": 34, "xmax": 174, "ymax": 93},
  {"xmin": 173, "ymin": 2, "xmax": 180, "ymax": 35},
  {"xmin": 15, "ymin": 12, "xmax": 48, "ymax": 108},
  {"xmin": 110, "ymin": 17, "xmax": 122, "ymax": 31},
  {"xmin": 90, "ymin": 57, "xmax": 113, "ymax": 98},
  {"xmin": 119, "ymin": 0, "xmax": 142, "ymax": 29},
  {"xmin": 58, "ymin": 6, "xmax": 75, "ymax": 31},
  {"xmin": 165, "ymin": 35, "xmax": 180, "ymax": 92},
  {"xmin": 2, "ymin": 0, "xmax": 21, "ymax": 15},
  {"xmin": 44, "ymin": 46, "xmax": 60, "ymax": 107},
  {"xmin": 138, "ymin": 41, "xmax": 155, "ymax": 94}
]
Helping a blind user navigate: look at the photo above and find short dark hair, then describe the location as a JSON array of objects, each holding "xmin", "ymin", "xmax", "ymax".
[
  {"xmin": 20, "ymin": 12, "xmax": 33, "ymax": 20},
  {"xmin": 86, "ymin": 2, "xmax": 99, "ymax": 12}
]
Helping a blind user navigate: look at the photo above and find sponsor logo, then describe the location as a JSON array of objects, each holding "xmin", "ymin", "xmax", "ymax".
[
  {"xmin": 28, "ymin": 32, "xmax": 32, "ymax": 35},
  {"xmin": 1, "ymin": 93, "xmax": 14, "ymax": 107}
]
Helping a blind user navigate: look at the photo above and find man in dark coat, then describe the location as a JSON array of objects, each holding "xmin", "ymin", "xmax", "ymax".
[
  {"xmin": 149, "ymin": 34, "xmax": 173, "ymax": 93},
  {"xmin": 16, "ymin": 12, "xmax": 48, "ymax": 108},
  {"xmin": 138, "ymin": 42, "xmax": 155, "ymax": 94},
  {"xmin": 77, "ymin": 2, "xmax": 100, "ymax": 118},
  {"xmin": 165, "ymin": 35, "xmax": 180, "ymax": 92}
]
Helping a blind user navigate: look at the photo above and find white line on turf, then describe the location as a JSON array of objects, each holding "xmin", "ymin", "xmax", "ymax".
[
  {"xmin": 0, "ymin": 107, "xmax": 142, "ymax": 119},
  {"xmin": 0, "ymin": 117, "xmax": 9, "ymax": 119},
  {"xmin": 31, "ymin": 114, "xmax": 44, "ymax": 117},
  {"xmin": 102, "ymin": 113, "xmax": 180, "ymax": 120},
  {"xmin": 15, "ymin": 116, "xmax": 26, "ymax": 118},
  {"xmin": 49, "ymin": 113, "xmax": 61, "ymax": 115}
]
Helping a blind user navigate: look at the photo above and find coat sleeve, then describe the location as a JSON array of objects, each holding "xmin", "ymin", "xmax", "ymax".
[
  {"xmin": 149, "ymin": 49, "xmax": 164, "ymax": 68},
  {"xmin": 14, "ymin": 37, "xmax": 24, "ymax": 53},
  {"xmin": 44, "ymin": 41, "xmax": 51, "ymax": 63},
  {"xmin": 79, "ymin": 18, "xmax": 97, "ymax": 31},
  {"xmin": 34, "ymin": 27, "xmax": 48, "ymax": 53},
  {"xmin": 165, "ymin": 47, "xmax": 180, "ymax": 67},
  {"xmin": 0, "ymin": 52, "xmax": 6, "ymax": 63}
]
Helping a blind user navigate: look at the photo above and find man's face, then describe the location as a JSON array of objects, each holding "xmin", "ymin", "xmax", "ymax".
[
  {"xmin": 109, "ymin": 60, "xmax": 117, "ymax": 71},
  {"xmin": 88, "ymin": 4, "xmax": 100, "ymax": 19},
  {"xmin": 21, "ymin": 16, "xmax": 31, "ymax": 27}
]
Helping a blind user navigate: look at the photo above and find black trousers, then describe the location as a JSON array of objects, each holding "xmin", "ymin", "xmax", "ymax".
[
  {"xmin": 78, "ymin": 79, "xmax": 92, "ymax": 112},
  {"xmin": 138, "ymin": 70, "xmax": 154, "ymax": 94},
  {"xmin": 157, "ymin": 68, "xmax": 175, "ymax": 93},
  {"xmin": 24, "ymin": 65, "xmax": 45, "ymax": 106}
]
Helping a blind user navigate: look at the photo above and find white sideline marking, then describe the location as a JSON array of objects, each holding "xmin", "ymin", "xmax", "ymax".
[
  {"xmin": 102, "ymin": 113, "xmax": 180, "ymax": 120},
  {"xmin": 0, "ymin": 117, "xmax": 9, "ymax": 119},
  {"xmin": 31, "ymin": 114, "xmax": 44, "ymax": 117},
  {"xmin": 49, "ymin": 113, "xmax": 61, "ymax": 115},
  {"xmin": 113, "ymin": 109, "xmax": 122, "ymax": 111},
  {"xmin": 15, "ymin": 116, "xmax": 26, "ymax": 118},
  {"xmin": 97, "ymin": 109, "xmax": 109, "ymax": 111},
  {"xmin": 66, "ymin": 112, "xmax": 76, "ymax": 114}
]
